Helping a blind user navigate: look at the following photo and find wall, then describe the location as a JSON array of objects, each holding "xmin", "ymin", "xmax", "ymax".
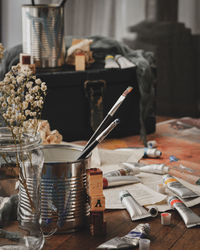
[
  {"xmin": 2, "ymin": 0, "xmax": 200, "ymax": 49},
  {"xmin": 1, "ymin": 0, "xmax": 146, "ymax": 49}
]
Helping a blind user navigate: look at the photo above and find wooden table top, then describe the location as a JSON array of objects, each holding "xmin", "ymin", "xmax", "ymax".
[{"xmin": 43, "ymin": 118, "xmax": 200, "ymax": 250}]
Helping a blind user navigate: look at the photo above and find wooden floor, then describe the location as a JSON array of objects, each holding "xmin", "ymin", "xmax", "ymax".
[{"xmin": 43, "ymin": 117, "xmax": 200, "ymax": 250}]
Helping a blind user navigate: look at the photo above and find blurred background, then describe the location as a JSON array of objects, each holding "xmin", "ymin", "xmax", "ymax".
[{"xmin": 0, "ymin": 0, "xmax": 200, "ymax": 117}]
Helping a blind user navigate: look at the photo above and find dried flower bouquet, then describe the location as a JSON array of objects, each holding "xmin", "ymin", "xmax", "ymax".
[{"xmin": 0, "ymin": 62, "xmax": 47, "ymax": 213}]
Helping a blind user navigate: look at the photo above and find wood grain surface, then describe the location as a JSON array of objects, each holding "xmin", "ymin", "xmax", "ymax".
[{"xmin": 43, "ymin": 117, "xmax": 200, "ymax": 250}]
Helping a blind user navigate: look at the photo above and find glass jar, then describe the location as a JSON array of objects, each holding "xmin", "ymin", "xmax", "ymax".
[{"xmin": 0, "ymin": 127, "xmax": 44, "ymax": 249}]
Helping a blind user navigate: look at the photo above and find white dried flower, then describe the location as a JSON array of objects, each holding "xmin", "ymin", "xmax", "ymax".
[
  {"xmin": 41, "ymin": 83, "xmax": 47, "ymax": 92},
  {"xmin": 7, "ymin": 96, "xmax": 12, "ymax": 105},
  {"xmin": 13, "ymin": 127, "xmax": 19, "ymax": 135},
  {"xmin": 26, "ymin": 81, "xmax": 33, "ymax": 89},
  {"xmin": 2, "ymin": 102, "xmax": 7, "ymax": 108},
  {"xmin": 35, "ymin": 79, "xmax": 42, "ymax": 85},
  {"xmin": 22, "ymin": 101, "xmax": 29, "ymax": 110},
  {"xmin": 25, "ymin": 110, "xmax": 31, "ymax": 116},
  {"xmin": 4, "ymin": 77, "xmax": 10, "ymax": 84},
  {"xmin": 0, "ymin": 63, "xmax": 47, "ymax": 138},
  {"xmin": 0, "ymin": 96, "xmax": 5, "ymax": 102},
  {"xmin": 33, "ymin": 86, "xmax": 39, "ymax": 93},
  {"xmin": 15, "ymin": 96, "xmax": 21, "ymax": 104}
]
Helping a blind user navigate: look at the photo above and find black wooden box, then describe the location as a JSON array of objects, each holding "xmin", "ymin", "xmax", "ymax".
[{"xmin": 38, "ymin": 66, "xmax": 155, "ymax": 142}]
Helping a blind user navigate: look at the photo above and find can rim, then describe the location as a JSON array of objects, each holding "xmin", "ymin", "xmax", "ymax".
[
  {"xmin": 42, "ymin": 143, "xmax": 91, "ymax": 163},
  {"xmin": 22, "ymin": 4, "xmax": 63, "ymax": 8}
]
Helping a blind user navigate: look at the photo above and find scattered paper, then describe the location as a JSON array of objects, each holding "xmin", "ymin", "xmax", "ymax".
[
  {"xmin": 98, "ymin": 148, "xmax": 144, "ymax": 165},
  {"xmin": 104, "ymin": 182, "xmax": 167, "ymax": 209},
  {"xmin": 139, "ymin": 172, "xmax": 200, "ymax": 212}
]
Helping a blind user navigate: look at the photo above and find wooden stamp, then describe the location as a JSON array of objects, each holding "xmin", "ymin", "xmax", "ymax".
[
  {"xmin": 19, "ymin": 53, "xmax": 36, "ymax": 74},
  {"xmin": 89, "ymin": 195, "xmax": 105, "ymax": 212},
  {"xmin": 87, "ymin": 168, "xmax": 103, "ymax": 196},
  {"xmin": 87, "ymin": 168, "xmax": 106, "ymax": 236},
  {"xmin": 75, "ymin": 52, "xmax": 85, "ymax": 71},
  {"xmin": 90, "ymin": 211, "xmax": 106, "ymax": 236}
]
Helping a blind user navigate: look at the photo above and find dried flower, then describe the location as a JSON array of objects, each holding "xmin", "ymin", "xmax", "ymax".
[{"xmin": 0, "ymin": 63, "xmax": 47, "ymax": 139}]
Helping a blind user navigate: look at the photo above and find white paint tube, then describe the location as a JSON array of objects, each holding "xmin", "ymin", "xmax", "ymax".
[
  {"xmin": 119, "ymin": 190, "xmax": 158, "ymax": 221},
  {"xmin": 97, "ymin": 223, "xmax": 150, "ymax": 249},
  {"xmin": 147, "ymin": 140, "xmax": 157, "ymax": 148},
  {"xmin": 168, "ymin": 196, "xmax": 200, "ymax": 228},
  {"xmin": 122, "ymin": 162, "xmax": 169, "ymax": 175},
  {"xmin": 115, "ymin": 55, "xmax": 136, "ymax": 69},
  {"xmin": 105, "ymin": 55, "xmax": 119, "ymax": 68},
  {"xmin": 103, "ymin": 176, "xmax": 140, "ymax": 188},
  {"xmin": 103, "ymin": 166, "xmax": 140, "ymax": 177},
  {"xmin": 163, "ymin": 174, "xmax": 199, "ymax": 199},
  {"xmin": 114, "ymin": 147, "xmax": 162, "ymax": 158},
  {"xmin": 143, "ymin": 148, "xmax": 162, "ymax": 158}
]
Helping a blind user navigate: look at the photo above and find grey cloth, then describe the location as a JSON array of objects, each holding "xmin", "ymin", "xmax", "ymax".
[{"xmin": 0, "ymin": 36, "xmax": 155, "ymax": 144}]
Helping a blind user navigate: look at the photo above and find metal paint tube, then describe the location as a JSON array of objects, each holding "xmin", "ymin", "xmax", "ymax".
[
  {"xmin": 103, "ymin": 176, "xmax": 140, "ymax": 188},
  {"xmin": 97, "ymin": 223, "xmax": 150, "ymax": 249},
  {"xmin": 122, "ymin": 162, "xmax": 169, "ymax": 175},
  {"xmin": 143, "ymin": 148, "xmax": 162, "ymax": 158},
  {"xmin": 119, "ymin": 190, "xmax": 158, "ymax": 221},
  {"xmin": 168, "ymin": 196, "xmax": 200, "ymax": 228},
  {"xmin": 163, "ymin": 174, "xmax": 198, "ymax": 199},
  {"xmin": 147, "ymin": 140, "xmax": 157, "ymax": 148},
  {"xmin": 103, "ymin": 167, "xmax": 140, "ymax": 177},
  {"xmin": 105, "ymin": 55, "xmax": 120, "ymax": 68},
  {"xmin": 115, "ymin": 55, "xmax": 136, "ymax": 69}
]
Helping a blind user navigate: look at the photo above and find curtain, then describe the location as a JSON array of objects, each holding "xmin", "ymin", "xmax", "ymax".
[
  {"xmin": 1, "ymin": 0, "xmax": 200, "ymax": 49},
  {"xmin": 64, "ymin": 0, "xmax": 145, "ymax": 41}
]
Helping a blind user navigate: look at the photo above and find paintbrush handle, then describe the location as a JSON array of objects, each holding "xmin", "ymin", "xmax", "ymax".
[
  {"xmin": 84, "ymin": 87, "xmax": 132, "ymax": 149},
  {"xmin": 78, "ymin": 119, "xmax": 120, "ymax": 160},
  {"xmin": 77, "ymin": 140, "xmax": 98, "ymax": 160},
  {"xmin": 84, "ymin": 114, "xmax": 112, "ymax": 149}
]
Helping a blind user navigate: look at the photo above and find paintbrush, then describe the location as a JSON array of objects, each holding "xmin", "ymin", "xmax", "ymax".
[
  {"xmin": 84, "ymin": 86, "xmax": 133, "ymax": 149},
  {"xmin": 77, "ymin": 119, "xmax": 120, "ymax": 160}
]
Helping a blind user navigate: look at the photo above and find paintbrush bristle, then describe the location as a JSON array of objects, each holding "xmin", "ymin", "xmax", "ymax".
[{"xmin": 122, "ymin": 86, "xmax": 133, "ymax": 97}]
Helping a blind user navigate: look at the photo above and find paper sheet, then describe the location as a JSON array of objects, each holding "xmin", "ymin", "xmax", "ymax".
[
  {"xmin": 98, "ymin": 148, "xmax": 144, "ymax": 166},
  {"xmin": 98, "ymin": 153, "xmax": 200, "ymax": 212},
  {"xmin": 66, "ymin": 145, "xmax": 200, "ymax": 212},
  {"xmin": 92, "ymin": 148, "xmax": 167, "ymax": 211},
  {"xmin": 104, "ymin": 182, "xmax": 167, "ymax": 209}
]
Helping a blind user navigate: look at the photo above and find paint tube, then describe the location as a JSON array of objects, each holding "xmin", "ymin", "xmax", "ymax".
[
  {"xmin": 103, "ymin": 166, "xmax": 140, "ymax": 177},
  {"xmin": 168, "ymin": 196, "xmax": 200, "ymax": 228},
  {"xmin": 105, "ymin": 55, "xmax": 119, "ymax": 68},
  {"xmin": 114, "ymin": 147, "xmax": 161, "ymax": 158},
  {"xmin": 122, "ymin": 162, "xmax": 169, "ymax": 175},
  {"xmin": 119, "ymin": 190, "xmax": 158, "ymax": 221},
  {"xmin": 147, "ymin": 140, "xmax": 157, "ymax": 148},
  {"xmin": 97, "ymin": 223, "xmax": 150, "ymax": 249},
  {"xmin": 103, "ymin": 176, "xmax": 140, "ymax": 188},
  {"xmin": 115, "ymin": 55, "xmax": 136, "ymax": 69},
  {"xmin": 163, "ymin": 174, "xmax": 198, "ymax": 199},
  {"xmin": 143, "ymin": 148, "xmax": 162, "ymax": 158}
]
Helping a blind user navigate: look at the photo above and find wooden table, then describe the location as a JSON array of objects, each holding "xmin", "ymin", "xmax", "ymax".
[{"xmin": 43, "ymin": 118, "xmax": 200, "ymax": 250}]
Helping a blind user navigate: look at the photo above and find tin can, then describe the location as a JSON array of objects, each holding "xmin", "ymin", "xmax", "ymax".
[
  {"xmin": 41, "ymin": 144, "xmax": 91, "ymax": 233},
  {"xmin": 22, "ymin": 4, "xmax": 65, "ymax": 69}
]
